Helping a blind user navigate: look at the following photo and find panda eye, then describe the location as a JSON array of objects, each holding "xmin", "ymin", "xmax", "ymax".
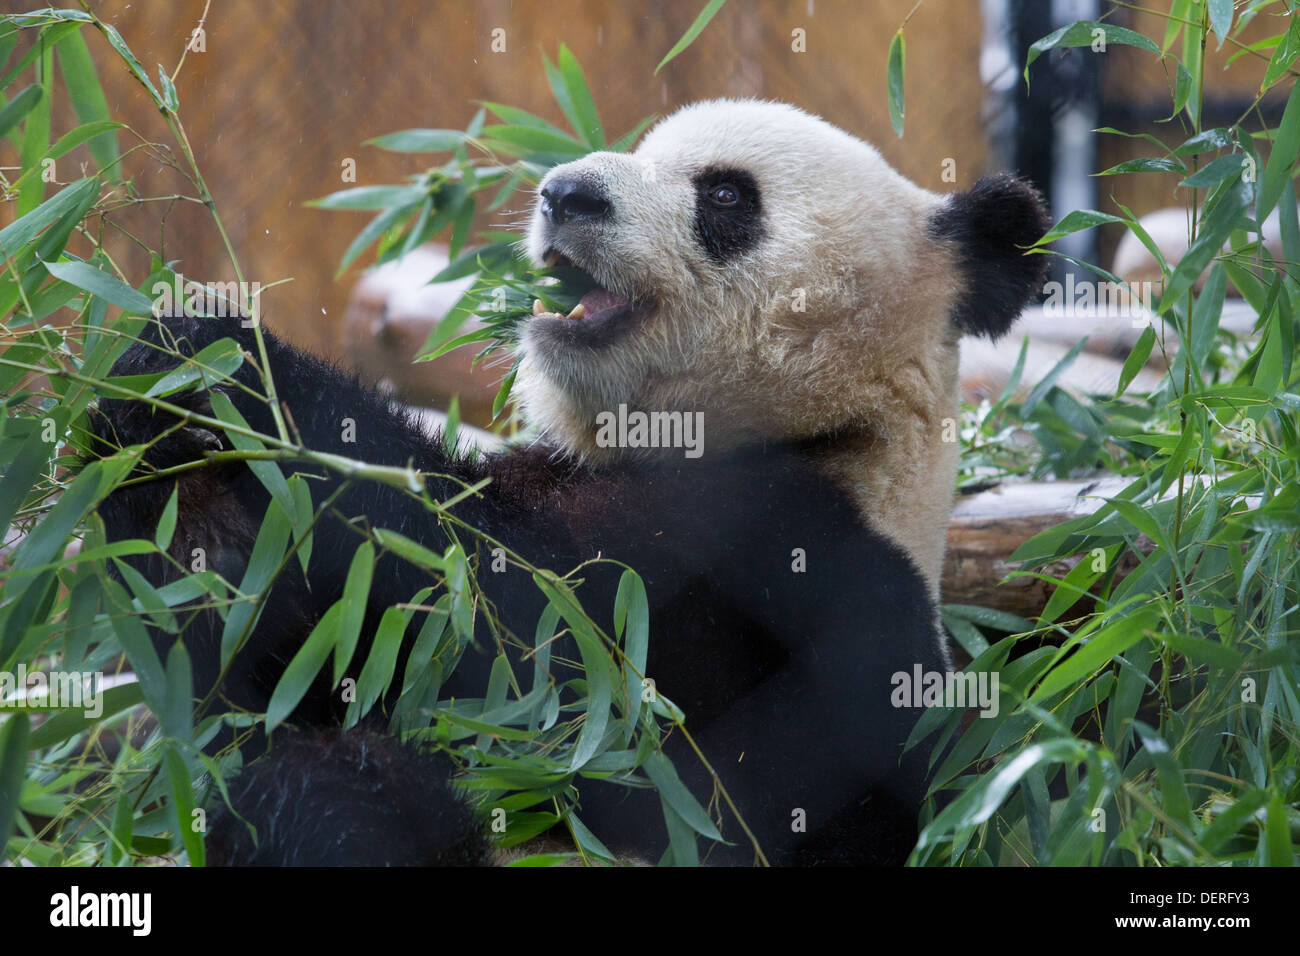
[{"xmin": 708, "ymin": 184, "xmax": 740, "ymax": 208}]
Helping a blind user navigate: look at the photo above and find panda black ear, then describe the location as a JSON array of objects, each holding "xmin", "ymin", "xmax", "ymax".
[{"xmin": 928, "ymin": 173, "xmax": 1051, "ymax": 339}]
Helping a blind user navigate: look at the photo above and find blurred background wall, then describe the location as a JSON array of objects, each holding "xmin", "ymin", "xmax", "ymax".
[
  {"xmin": 5, "ymin": 0, "xmax": 1290, "ymax": 376},
  {"xmin": 30, "ymin": 0, "xmax": 994, "ymax": 357}
]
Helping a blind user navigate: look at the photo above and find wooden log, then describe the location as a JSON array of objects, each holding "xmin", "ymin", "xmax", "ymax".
[{"xmin": 940, "ymin": 476, "xmax": 1141, "ymax": 618}]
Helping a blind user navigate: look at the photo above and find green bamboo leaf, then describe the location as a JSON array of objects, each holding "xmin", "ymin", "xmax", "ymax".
[
  {"xmin": 28, "ymin": 682, "xmax": 142, "ymax": 749},
  {"xmin": 1169, "ymin": 61, "xmax": 1193, "ymax": 120},
  {"xmin": 17, "ymin": 51, "xmax": 51, "ymax": 217},
  {"xmin": 55, "ymin": 28, "xmax": 118, "ymax": 172},
  {"xmin": 1157, "ymin": 178, "xmax": 1253, "ymax": 312},
  {"xmin": 481, "ymin": 124, "xmax": 587, "ymax": 155},
  {"xmin": 1258, "ymin": 77, "xmax": 1300, "ymax": 221},
  {"xmin": 161, "ymin": 640, "xmax": 193, "ymax": 740},
  {"xmin": 1163, "ymin": 632, "xmax": 1244, "ymax": 671},
  {"xmin": 0, "ymin": 713, "xmax": 30, "ymax": 853},
  {"xmin": 659, "ymin": 794, "xmax": 700, "ymax": 866},
  {"xmin": 155, "ymin": 484, "xmax": 179, "ymax": 551},
  {"xmin": 566, "ymin": 813, "xmax": 616, "ymax": 862},
  {"xmin": 0, "ymin": 84, "xmax": 41, "ymax": 139},
  {"xmin": 332, "ymin": 541, "xmax": 375, "ymax": 685},
  {"xmin": 365, "ymin": 128, "xmax": 466, "ymax": 152},
  {"xmin": 1095, "ymin": 156, "xmax": 1184, "ymax": 176},
  {"xmin": 143, "ymin": 336, "xmax": 243, "ymax": 397},
  {"xmin": 103, "ymin": 791, "xmax": 134, "ymax": 865},
  {"xmin": 1025, "ymin": 21, "xmax": 1159, "ymax": 84},
  {"xmin": 944, "ymin": 604, "xmax": 1034, "ymax": 634},
  {"xmin": 1262, "ymin": 14, "xmax": 1300, "ymax": 93},
  {"xmin": 1172, "ymin": 127, "xmax": 1234, "ymax": 155},
  {"xmin": 0, "ymin": 20, "xmax": 83, "ymax": 91},
  {"xmin": 655, "ymin": 0, "xmax": 727, "ymax": 74},
  {"xmin": 0, "ymin": 431, "xmax": 53, "ymax": 543},
  {"xmin": 1199, "ymin": 789, "xmax": 1270, "ymax": 854},
  {"xmin": 642, "ymin": 751, "xmax": 723, "ymax": 841},
  {"xmin": 557, "ymin": 45, "xmax": 604, "ymax": 148},
  {"xmin": 288, "ymin": 473, "xmax": 314, "ymax": 576},
  {"xmin": 1179, "ymin": 153, "xmax": 1249, "ymax": 189},
  {"xmin": 914, "ymin": 739, "xmax": 1090, "ymax": 855},
  {"xmin": 371, "ymin": 528, "xmax": 447, "ymax": 572},
  {"xmin": 335, "ymin": 200, "xmax": 421, "ymax": 275},
  {"xmin": 42, "ymin": 118, "xmax": 122, "ymax": 161},
  {"xmin": 308, "ymin": 184, "xmax": 424, "ymax": 210},
  {"xmin": 609, "ymin": 115, "xmax": 656, "ymax": 153},
  {"xmin": 1030, "ymin": 610, "xmax": 1154, "ymax": 701},
  {"xmin": 103, "ymin": 579, "xmax": 166, "ymax": 716},
  {"xmin": 532, "ymin": 572, "xmax": 611, "ymax": 771},
  {"xmin": 207, "ymin": 390, "xmax": 292, "ymax": 517},
  {"xmin": 1264, "ymin": 791, "xmax": 1294, "ymax": 865},
  {"xmin": 0, "ymin": 178, "xmax": 98, "ymax": 315},
  {"xmin": 97, "ymin": 21, "xmax": 163, "ymax": 108},
  {"xmin": 429, "ymin": 241, "xmax": 517, "ymax": 284},
  {"xmin": 164, "ymin": 745, "xmax": 204, "ymax": 865},
  {"xmin": 1033, "ymin": 209, "xmax": 1124, "ymax": 246},
  {"xmin": 1020, "ymin": 336, "xmax": 1088, "ymax": 418},
  {"xmin": 219, "ymin": 498, "xmax": 292, "ymax": 666},
  {"xmin": 1037, "ymin": 555, "xmax": 1106, "ymax": 625},
  {"xmin": 1133, "ymin": 721, "xmax": 1192, "ymax": 827},
  {"xmin": 887, "ymin": 29, "xmax": 905, "ymax": 138},
  {"xmin": 1116, "ymin": 324, "xmax": 1156, "ymax": 398},
  {"xmin": 8, "ymin": 456, "xmax": 100, "ymax": 575},
  {"xmin": 1207, "ymin": 0, "xmax": 1233, "ymax": 48},
  {"xmin": 492, "ymin": 367, "xmax": 518, "ymax": 420},
  {"xmin": 344, "ymin": 606, "xmax": 406, "ymax": 729},
  {"xmin": 1162, "ymin": 0, "xmax": 1191, "ymax": 52},
  {"xmin": 43, "ymin": 259, "xmax": 154, "ymax": 314},
  {"xmin": 1157, "ymin": 419, "xmax": 1198, "ymax": 497},
  {"xmin": 479, "ymin": 102, "xmax": 573, "ymax": 139},
  {"xmin": 157, "ymin": 63, "xmax": 178, "ymax": 112},
  {"xmin": 614, "ymin": 568, "xmax": 649, "ymax": 725},
  {"xmin": 266, "ymin": 602, "xmax": 341, "ymax": 733}
]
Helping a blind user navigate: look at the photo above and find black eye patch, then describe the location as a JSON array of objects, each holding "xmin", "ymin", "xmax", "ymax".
[{"xmin": 692, "ymin": 167, "xmax": 764, "ymax": 262}]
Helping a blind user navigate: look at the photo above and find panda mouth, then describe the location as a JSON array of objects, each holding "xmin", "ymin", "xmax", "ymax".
[{"xmin": 534, "ymin": 249, "xmax": 655, "ymax": 328}]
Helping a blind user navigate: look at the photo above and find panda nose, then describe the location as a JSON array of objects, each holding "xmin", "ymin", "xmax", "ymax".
[{"xmin": 540, "ymin": 178, "xmax": 610, "ymax": 225}]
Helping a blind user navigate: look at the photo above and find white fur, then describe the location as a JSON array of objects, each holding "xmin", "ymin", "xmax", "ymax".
[{"xmin": 518, "ymin": 99, "xmax": 972, "ymax": 655}]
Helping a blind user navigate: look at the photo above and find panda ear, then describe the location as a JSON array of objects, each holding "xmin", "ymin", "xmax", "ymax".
[{"xmin": 928, "ymin": 173, "xmax": 1051, "ymax": 339}]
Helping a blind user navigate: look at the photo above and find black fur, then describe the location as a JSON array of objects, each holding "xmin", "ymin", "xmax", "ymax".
[
  {"xmin": 928, "ymin": 173, "xmax": 1051, "ymax": 339},
  {"xmin": 207, "ymin": 730, "xmax": 492, "ymax": 866},
  {"xmin": 91, "ymin": 313, "xmax": 941, "ymax": 866},
  {"xmin": 692, "ymin": 167, "xmax": 765, "ymax": 262}
]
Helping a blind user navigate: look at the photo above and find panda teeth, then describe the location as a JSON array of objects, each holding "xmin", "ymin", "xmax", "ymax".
[{"xmin": 566, "ymin": 303, "xmax": 586, "ymax": 321}]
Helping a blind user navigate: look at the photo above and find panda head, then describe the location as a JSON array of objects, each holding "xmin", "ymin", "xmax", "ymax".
[{"xmin": 519, "ymin": 99, "xmax": 1049, "ymax": 458}]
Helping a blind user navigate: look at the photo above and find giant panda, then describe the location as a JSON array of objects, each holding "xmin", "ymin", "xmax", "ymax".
[{"xmin": 90, "ymin": 99, "xmax": 1048, "ymax": 866}]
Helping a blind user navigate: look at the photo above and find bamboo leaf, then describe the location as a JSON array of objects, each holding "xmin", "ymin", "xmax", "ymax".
[
  {"xmin": 266, "ymin": 602, "xmax": 341, "ymax": 733},
  {"xmin": 55, "ymin": 28, "xmax": 118, "ymax": 172},
  {"xmin": 0, "ymin": 83, "xmax": 41, "ymax": 139},
  {"xmin": 1025, "ymin": 21, "xmax": 1159, "ymax": 84},
  {"xmin": 655, "ymin": 0, "xmax": 727, "ymax": 74},
  {"xmin": 0, "ymin": 714, "xmax": 30, "ymax": 854},
  {"xmin": 43, "ymin": 259, "xmax": 153, "ymax": 314},
  {"xmin": 365, "ymin": 128, "xmax": 466, "ymax": 152},
  {"xmin": 887, "ymin": 29, "xmax": 905, "ymax": 138}
]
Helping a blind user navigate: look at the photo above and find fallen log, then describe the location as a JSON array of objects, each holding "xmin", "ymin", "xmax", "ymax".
[{"xmin": 941, "ymin": 475, "xmax": 1144, "ymax": 619}]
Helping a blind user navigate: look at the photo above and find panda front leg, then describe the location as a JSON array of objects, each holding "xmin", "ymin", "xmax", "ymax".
[{"xmin": 91, "ymin": 313, "xmax": 501, "ymax": 734}]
